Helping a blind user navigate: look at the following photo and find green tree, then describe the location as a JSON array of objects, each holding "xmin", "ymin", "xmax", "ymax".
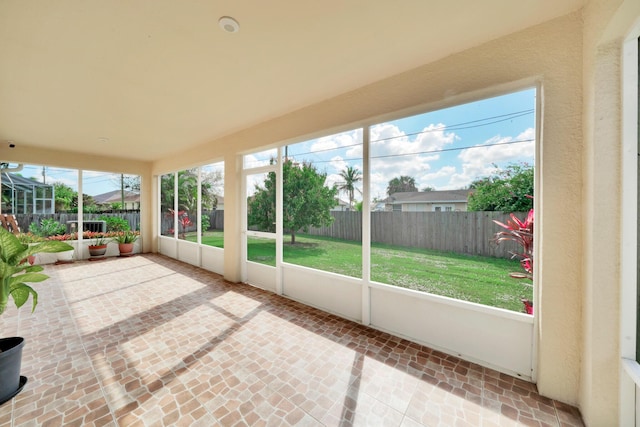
[
  {"xmin": 52, "ymin": 182, "xmax": 75, "ymax": 211},
  {"xmin": 338, "ymin": 166, "xmax": 362, "ymax": 210},
  {"xmin": 52, "ymin": 182, "xmax": 96, "ymax": 213},
  {"xmin": 177, "ymin": 169, "xmax": 199, "ymax": 213},
  {"xmin": 387, "ymin": 175, "xmax": 417, "ymax": 196},
  {"xmin": 467, "ymin": 163, "xmax": 534, "ymax": 212},
  {"xmin": 200, "ymin": 170, "xmax": 220, "ymax": 211},
  {"xmin": 71, "ymin": 193, "xmax": 96, "ymax": 212},
  {"xmin": 160, "ymin": 173, "xmax": 175, "ymax": 213},
  {"xmin": 161, "ymin": 169, "xmax": 218, "ymax": 213},
  {"xmin": 248, "ymin": 160, "xmax": 338, "ymax": 244}
]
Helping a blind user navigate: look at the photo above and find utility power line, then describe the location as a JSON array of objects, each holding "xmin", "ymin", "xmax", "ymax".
[{"xmin": 287, "ymin": 109, "xmax": 534, "ymax": 159}]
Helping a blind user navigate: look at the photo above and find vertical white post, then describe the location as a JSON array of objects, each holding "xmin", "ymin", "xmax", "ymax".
[
  {"xmin": 620, "ymin": 29, "xmax": 640, "ymax": 427},
  {"xmin": 197, "ymin": 166, "xmax": 202, "ymax": 265},
  {"xmin": 276, "ymin": 147, "xmax": 284, "ymax": 295},
  {"xmin": 240, "ymin": 156, "xmax": 248, "ymax": 283},
  {"xmin": 174, "ymin": 172, "xmax": 179, "ymax": 260},
  {"xmin": 362, "ymin": 126, "xmax": 371, "ymax": 325},
  {"xmin": 78, "ymin": 170, "xmax": 83, "ymax": 246}
]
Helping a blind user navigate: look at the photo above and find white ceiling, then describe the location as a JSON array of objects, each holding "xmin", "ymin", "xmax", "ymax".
[{"xmin": 0, "ymin": 1, "xmax": 584, "ymax": 162}]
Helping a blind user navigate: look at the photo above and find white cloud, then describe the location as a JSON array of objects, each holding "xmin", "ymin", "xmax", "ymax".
[
  {"xmin": 368, "ymin": 122, "xmax": 456, "ymax": 196},
  {"xmin": 447, "ymin": 128, "xmax": 535, "ymax": 189},
  {"xmin": 283, "ymin": 121, "xmax": 534, "ymax": 199},
  {"xmin": 311, "ymin": 129, "xmax": 362, "ymax": 152},
  {"xmin": 244, "ymin": 148, "xmax": 277, "ymax": 168}
]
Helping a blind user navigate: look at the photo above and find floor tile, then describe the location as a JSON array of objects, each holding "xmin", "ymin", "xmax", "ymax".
[{"xmin": 0, "ymin": 254, "xmax": 583, "ymax": 426}]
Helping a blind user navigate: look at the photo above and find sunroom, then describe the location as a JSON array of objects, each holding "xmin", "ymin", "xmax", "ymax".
[{"xmin": 0, "ymin": 1, "xmax": 639, "ymax": 425}]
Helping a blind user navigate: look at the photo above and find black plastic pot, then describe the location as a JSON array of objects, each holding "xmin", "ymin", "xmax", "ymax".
[{"xmin": 0, "ymin": 337, "xmax": 27, "ymax": 405}]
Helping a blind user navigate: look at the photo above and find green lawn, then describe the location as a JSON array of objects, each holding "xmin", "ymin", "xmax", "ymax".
[
  {"xmin": 186, "ymin": 231, "xmax": 224, "ymax": 248},
  {"xmin": 186, "ymin": 231, "xmax": 532, "ymax": 312}
]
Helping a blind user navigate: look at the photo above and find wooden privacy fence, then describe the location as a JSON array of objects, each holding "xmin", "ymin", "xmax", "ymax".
[
  {"xmin": 15, "ymin": 210, "xmax": 523, "ymax": 258},
  {"xmin": 307, "ymin": 211, "xmax": 525, "ymax": 259},
  {"xmin": 16, "ymin": 213, "xmax": 141, "ymax": 233}
]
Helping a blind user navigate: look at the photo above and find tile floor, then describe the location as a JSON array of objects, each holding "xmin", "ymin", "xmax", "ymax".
[{"xmin": 0, "ymin": 254, "xmax": 583, "ymax": 426}]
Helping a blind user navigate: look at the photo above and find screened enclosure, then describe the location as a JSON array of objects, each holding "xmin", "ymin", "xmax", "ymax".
[{"xmin": 0, "ymin": 171, "xmax": 55, "ymax": 214}]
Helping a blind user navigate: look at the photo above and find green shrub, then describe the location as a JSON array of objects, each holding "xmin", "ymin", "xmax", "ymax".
[
  {"xmin": 201, "ymin": 215, "xmax": 211, "ymax": 232},
  {"xmin": 29, "ymin": 218, "xmax": 66, "ymax": 237},
  {"xmin": 98, "ymin": 215, "xmax": 130, "ymax": 232}
]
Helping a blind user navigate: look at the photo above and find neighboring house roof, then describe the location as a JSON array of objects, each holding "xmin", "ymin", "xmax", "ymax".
[
  {"xmin": 93, "ymin": 190, "xmax": 140, "ymax": 205},
  {"xmin": 385, "ymin": 190, "xmax": 472, "ymax": 204}
]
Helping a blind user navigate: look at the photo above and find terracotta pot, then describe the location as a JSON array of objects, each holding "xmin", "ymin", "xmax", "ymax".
[
  {"xmin": 21, "ymin": 255, "xmax": 35, "ymax": 265},
  {"xmin": 88, "ymin": 244, "xmax": 107, "ymax": 257},
  {"xmin": 118, "ymin": 243, "xmax": 134, "ymax": 256}
]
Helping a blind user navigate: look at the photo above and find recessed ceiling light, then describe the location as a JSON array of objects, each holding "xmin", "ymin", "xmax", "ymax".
[{"xmin": 218, "ymin": 16, "xmax": 240, "ymax": 33}]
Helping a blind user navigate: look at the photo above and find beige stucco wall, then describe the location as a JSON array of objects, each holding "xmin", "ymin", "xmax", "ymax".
[
  {"xmin": 581, "ymin": 0, "xmax": 640, "ymax": 425},
  {"xmin": 153, "ymin": 9, "xmax": 586, "ymax": 410}
]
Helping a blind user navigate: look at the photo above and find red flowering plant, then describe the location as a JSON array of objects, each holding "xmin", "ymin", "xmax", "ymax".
[
  {"xmin": 45, "ymin": 233, "xmax": 77, "ymax": 241},
  {"xmin": 166, "ymin": 209, "xmax": 193, "ymax": 239},
  {"xmin": 493, "ymin": 201, "xmax": 534, "ymax": 314}
]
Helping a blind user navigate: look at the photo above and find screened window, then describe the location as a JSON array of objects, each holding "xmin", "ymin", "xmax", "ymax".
[
  {"xmin": 160, "ymin": 173, "xmax": 175, "ymax": 237},
  {"xmin": 200, "ymin": 162, "xmax": 224, "ymax": 248},
  {"xmin": 369, "ymin": 88, "xmax": 536, "ymax": 313},
  {"xmin": 281, "ymin": 129, "xmax": 363, "ymax": 278}
]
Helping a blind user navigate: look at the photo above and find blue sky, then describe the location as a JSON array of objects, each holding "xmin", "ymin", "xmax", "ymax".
[
  {"xmin": 246, "ymin": 87, "xmax": 536, "ymax": 202},
  {"xmin": 14, "ymin": 166, "xmax": 125, "ymax": 196},
  {"xmin": 14, "ymin": 88, "xmax": 534, "ymax": 200}
]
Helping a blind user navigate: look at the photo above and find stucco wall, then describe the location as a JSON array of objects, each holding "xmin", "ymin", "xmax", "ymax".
[{"xmin": 581, "ymin": 0, "xmax": 640, "ymax": 425}]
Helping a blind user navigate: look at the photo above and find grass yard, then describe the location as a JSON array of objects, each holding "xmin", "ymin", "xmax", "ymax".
[
  {"xmin": 186, "ymin": 231, "xmax": 224, "ymax": 247},
  {"xmin": 187, "ymin": 231, "xmax": 532, "ymax": 312}
]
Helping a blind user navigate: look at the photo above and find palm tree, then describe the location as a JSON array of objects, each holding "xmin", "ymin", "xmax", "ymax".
[
  {"xmin": 338, "ymin": 166, "xmax": 362, "ymax": 210},
  {"xmin": 387, "ymin": 175, "xmax": 417, "ymax": 196}
]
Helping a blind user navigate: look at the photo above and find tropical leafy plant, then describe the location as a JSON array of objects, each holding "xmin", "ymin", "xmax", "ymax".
[
  {"xmin": 201, "ymin": 214, "xmax": 211, "ymax": 232},
  {"xmin": 89, "ymin": 233, "xmax": 108, "ymax": 246},
  {"xmin": 98, "ymin": 215, "xmax": 130, "ymax": 232},
  {"xmin": 493, "ymin": 204, "xmax": 534, "ymax": 315},
  {"xmin": 111, "ymin": 231, "xmax": 139, "ymax": 244},
  {"xmin": 17, "ymin": 233, "xmax": 44, "ymax": 244},
  {"xmin": 493, "ymin": 208, "xmax": 534, "ymax": 281},
  {"xmin": 0, "ymin": 228, "xmax": 73, "ymax": 315},
  {"xmin": 165, "ymin": 209, "xmax": 194, "ymax": 239},
  {"xmin": 29, "ymin": 218, "xmax": 66, "ymax": 238}
]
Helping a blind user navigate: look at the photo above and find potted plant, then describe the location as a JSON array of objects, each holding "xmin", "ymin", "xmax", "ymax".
[
  {"xmin": 45, "ymin": 233, "xmax": 77, "ymax": 264},
  {"xmin": 17, "ymin": 233, "xmax": 44, "ymax": 265},
  {"xmin": 493, "ymin": 206, "xmax": 534, "ymax": 314},
  {"xmin": 112, "ymin": 231, "xmax": 139, "ymax": 256},
  {"xmin": 87, "ymin": 233, "xmax": 108, "ymax": 259},
  {"xmin": 0, "ymin": 227, "xmax": 73, "ymax": 405}
]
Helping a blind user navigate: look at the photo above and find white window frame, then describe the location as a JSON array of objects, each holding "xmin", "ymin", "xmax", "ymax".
[{"xmin": 620, "ymin": 22, "xmax": 640, "ymax": 426}]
